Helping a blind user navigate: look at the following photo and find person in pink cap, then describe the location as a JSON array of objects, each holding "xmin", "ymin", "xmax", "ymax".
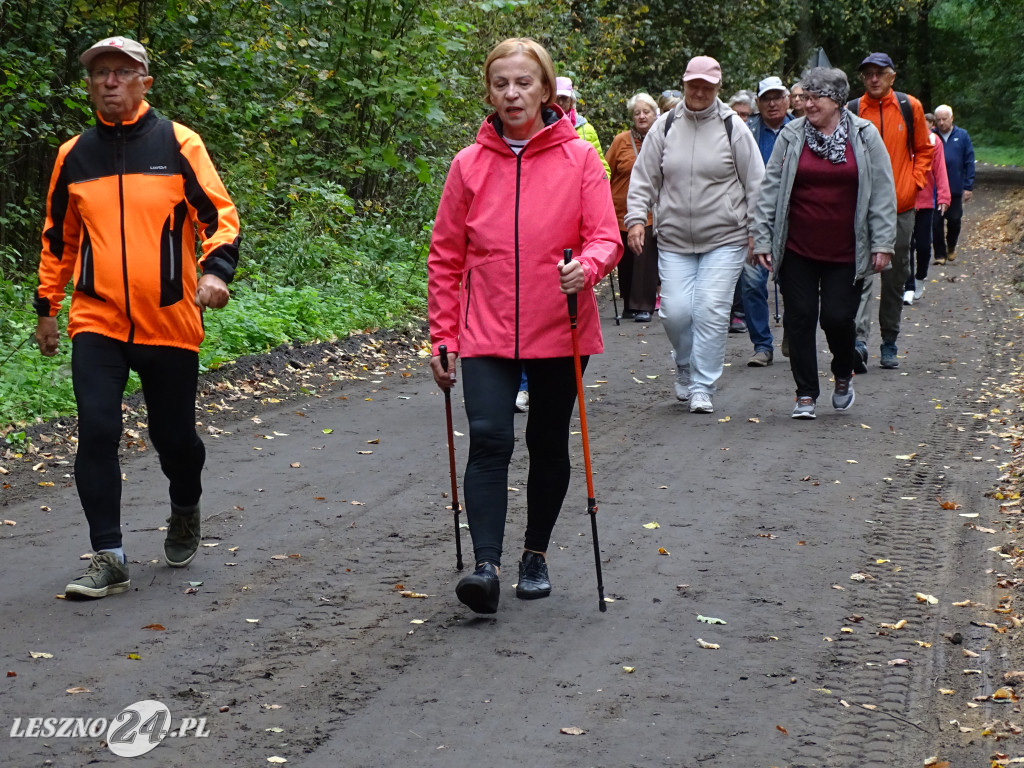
[
  {"xmin": 554, "ymin": 76, "xmax": 611, "ymax": 178},
  {"xmin": 625, "ymin": 55, "xmax": 764, "ymax": 414}
]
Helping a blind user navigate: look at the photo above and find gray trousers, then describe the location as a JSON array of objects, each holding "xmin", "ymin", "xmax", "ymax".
[{"xmin": 855, "ymin": 210, "xmax": 915, "ymax": 347}]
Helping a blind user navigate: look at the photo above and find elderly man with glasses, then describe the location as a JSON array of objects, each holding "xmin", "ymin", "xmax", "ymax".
[
  {"xmin": 739, "ymin": 76, "xmax": 793, "ymax": 368},
  {"xmin": 35, "ymin": 36, "xmax": 241, "ymax": 599}
]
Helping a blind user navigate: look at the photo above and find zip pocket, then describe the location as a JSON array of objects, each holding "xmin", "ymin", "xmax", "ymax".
[
  {"xmin": 159, "ymin": 201, "xmax": 188, "ymax": 306},
  {"xmin": 463, "ymin": 268, "xmax": 472, "ymax": 329},
  {"xmin": 74, "ymin": 225, "xmax": 104, "ymax": 300}
]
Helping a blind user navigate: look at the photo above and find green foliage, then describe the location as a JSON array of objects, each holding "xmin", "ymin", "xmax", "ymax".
[{"xmin": 974, "ymin": 145, "xmax": 1024, "ymax": 168}]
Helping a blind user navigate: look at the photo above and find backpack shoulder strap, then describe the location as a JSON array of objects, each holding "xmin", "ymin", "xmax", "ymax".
[
  {"xmin": 894, "ymin": 91, "xmax": 915, "ymax": 156},
  {"xmin": 663, "ymin": 109, "xmax": 676, "ymax": 135},
  {"xmin": 846, "ymin": 98, "xmax": 860, "ymax": 115}
]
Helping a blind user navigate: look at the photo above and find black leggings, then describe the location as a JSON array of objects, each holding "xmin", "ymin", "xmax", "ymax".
[
  {"xmin": 72, "ymin": 333, "xmax": 205, "ymax": 551},
  {"xmin": 460, "ymin": 356, "xmax": 586, "ymax": 568},
  {"xmin": 779, "ymin": 251, "xmax": 861, "ymax": 400}
]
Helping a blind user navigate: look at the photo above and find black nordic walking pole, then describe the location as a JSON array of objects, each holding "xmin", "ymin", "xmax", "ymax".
[
  {"xmin": 438, "ymin": 344, "xmax": 464, "ymax": 571},
  {"xmin": 564, "ymin": 249, "xmax": 607, "ymax": 612},
  {"xmin": 773, "ymin": 281, "xmax": 781, "ymax": 324},
  {"xmin": 608, "ymin": 271, "xmax": 620, "ymax": 326}
]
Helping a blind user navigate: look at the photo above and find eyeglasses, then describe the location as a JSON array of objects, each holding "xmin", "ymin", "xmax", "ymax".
[
  {"xmin": 88, "ymin": 68, "xmax": 142, "ymax": 82},
  {"xmin": 804, "ymin": 93, "xmax": 828, "ymax": 102},
  {"xmin": 760, "ymin": 93, "xmax": 788, "ymax": 104}
]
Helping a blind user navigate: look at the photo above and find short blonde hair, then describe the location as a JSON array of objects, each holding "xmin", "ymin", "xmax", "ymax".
[{"xmin": 483, "ymin": 38, "xmax": 556, "ymax": 109}]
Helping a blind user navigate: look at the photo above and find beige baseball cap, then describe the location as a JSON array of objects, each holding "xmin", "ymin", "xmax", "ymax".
[{"xmin": 80, "ymin": 36, "xmax": 149, "ymax": 73}]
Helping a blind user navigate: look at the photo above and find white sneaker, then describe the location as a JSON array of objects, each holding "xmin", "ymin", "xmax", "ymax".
[
  {"xmin": 913, "ymin": 285, "xmax": 925, "ymax": 300},
  {"xmin": 515, "ymin": 390, "xmax": 529, "ymax": 413},
  {"xmin": 689, "ymin": 392, "xmax": 714, "ymax": 414},
  {"xmin": 902, "ymin": 290, "xmax": 914, "ymax": 306}
]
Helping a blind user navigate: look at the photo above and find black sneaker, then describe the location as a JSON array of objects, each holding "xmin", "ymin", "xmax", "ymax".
[
  {"xmin": 832, "ymin": 377, "xmax": 855, "ymax": 411},
  {"xmin": 456, "ymin": 563, "xmax": 500, "ymax": 613},
  {"xmin": 516, "ymin": 551, "xmax": 552, "ymax": 599},
  {"xmin": 164, "ymin": 504, "xmax": 202, "ymax": 567},
  {"xmin": 853, "ymin": 342, "xmax": 868, "ymax": 374},
  {"xmin": 66, "ymin": 552, "xmax": 130, "ymax": 599}
]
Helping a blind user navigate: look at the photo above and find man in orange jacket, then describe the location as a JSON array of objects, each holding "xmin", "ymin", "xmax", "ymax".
[
  {"xmin": 34, "ymin": 36, "xmax": 241, "ymax": 599},
  {"xmin": 849, "ymin": 52, "xmax": 932, "ymax": 370}
]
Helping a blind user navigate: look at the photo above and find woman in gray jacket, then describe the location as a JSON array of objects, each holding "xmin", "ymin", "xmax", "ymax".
[{"xmin": 750, "ymin": 67, "xmax": 897, "ymax": 419}]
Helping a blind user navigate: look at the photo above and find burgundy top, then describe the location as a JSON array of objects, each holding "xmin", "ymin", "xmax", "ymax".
[{"xmin": 785, "ymin": 142, "xmax": 858, "ymax": 263}]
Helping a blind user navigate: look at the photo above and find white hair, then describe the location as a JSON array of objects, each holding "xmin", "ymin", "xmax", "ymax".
[
  {"xmin": 935, "ymin": 104, "xmax": 953, "ymax": 118},
  {"xmin": 627, "ymin": 92, "xmax": 660, "ymax": 116}
]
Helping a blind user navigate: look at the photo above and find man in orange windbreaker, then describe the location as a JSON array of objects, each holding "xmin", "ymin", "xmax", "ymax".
[
  {"xmin": 34, "ymin": 36, "xmax": 241, "ymax": 599},
  {"xmin": 849, "ymin": 52, "xmax": 932, "ymax": 370}
]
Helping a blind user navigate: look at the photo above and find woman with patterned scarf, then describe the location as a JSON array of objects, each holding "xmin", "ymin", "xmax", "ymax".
[
  {"xmin": 605, "ymin": 92, "xmax": 660, "ymax": 322},
  {"xmin": 750, "ymin": 67, "xmax": 897, "ymax": 420}
]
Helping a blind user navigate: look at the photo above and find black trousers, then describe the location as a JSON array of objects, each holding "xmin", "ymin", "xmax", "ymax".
[
  {"xmin": 72, "ymin": 333, "xmax": 205, "ymax": 551},
  {"xmin": 618, "ymin": 227, "xmax": 659, "ymax": 313},
  {"xmin": 460, "ymin": 356, "xmax": 586, "ymax": 568},
  {"xmin": 907, "ymin": 207, "xmax": 934, "ymax": 290},
  {"xmin": 932, "ymin": 193, "xmax": 964, "ymax": 259},
  {"xmin": 779, "ymin": 251, "xmax": 862, "ymax": 401}
]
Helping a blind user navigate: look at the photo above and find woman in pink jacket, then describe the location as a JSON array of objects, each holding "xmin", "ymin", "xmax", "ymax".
[
  {"xmin": 428, "ymin": 38, "xmax": 621, "ymax": 614},
  {"xmin": 904, "ymin": 113, "xmax": 951, "ymax": 304}
]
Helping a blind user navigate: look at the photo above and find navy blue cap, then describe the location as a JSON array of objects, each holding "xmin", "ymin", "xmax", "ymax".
[{"xmin": 859, "ymin": 52, "xmax": 894, "ymax": 70}]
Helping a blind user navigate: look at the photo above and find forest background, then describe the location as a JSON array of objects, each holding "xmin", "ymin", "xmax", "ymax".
[{"xmin": 1, "ymin": 0, "xmax": 1022, "ymax": 430}]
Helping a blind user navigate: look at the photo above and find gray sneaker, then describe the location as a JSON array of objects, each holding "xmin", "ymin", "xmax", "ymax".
[
  {"xmin": 880, "ymin": 342, "xmax": 899, "ymax": 369},
  {"xmin": 671, "ymin": 350, "xmax": 690, "ymax": 402},
  {"xmin": 689, "ymin": 391, "xmax": 714, "ymax": 414},
  {"xmin": 792, "ymin": 397, "xmax": 816, "ymax": 419},
  {"xmin": 832, "ymin": 377, "xmax": 855, "ymax": 411},
  {"xmin": 66, "ymin": 552, "xmax": 130, "ymax": 598},
  {"xmin": 164, "ymin": 505, "xmax": 202, "ymax": 567},
  {"xmin": 748, "ymin": 349, "xmax": 773, "ymax": 367}
]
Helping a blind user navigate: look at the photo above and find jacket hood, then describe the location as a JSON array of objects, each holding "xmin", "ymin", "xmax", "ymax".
[{"xmin": 476, "ymin": 105, "xmax": 579, "ymax": 155}]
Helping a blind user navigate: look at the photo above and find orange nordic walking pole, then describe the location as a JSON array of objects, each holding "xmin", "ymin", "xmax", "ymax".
[
  {"xmin": 564, "ymin": 249, "xmax": 607, "ymax": 612},
  {"xmin": 439, "ymin": 345, "xmax": 464, "ymax": 571}
]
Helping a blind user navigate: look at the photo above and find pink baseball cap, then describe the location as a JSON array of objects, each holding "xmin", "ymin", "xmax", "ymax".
[
  {"xmin": 682, "ymin": 56, "xmax": 722, "ymax": 84},
  {"xmin": 555, "ymin": 77, "xmax": 575, "ymax": 98}
]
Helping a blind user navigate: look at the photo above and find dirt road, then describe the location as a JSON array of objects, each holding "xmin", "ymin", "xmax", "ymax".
[{"xmin": 2, "ymin": 174, "xmax": 1023, "ymax": 767}]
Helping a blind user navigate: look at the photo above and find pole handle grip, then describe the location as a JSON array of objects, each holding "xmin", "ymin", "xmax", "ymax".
[
  {"xmin": 564, "ymin": 249, "xmax": 577, "ymax": 320},
  {"xmin": 439, "ymin": 343, "xmax": 448, "ymax": 372}
]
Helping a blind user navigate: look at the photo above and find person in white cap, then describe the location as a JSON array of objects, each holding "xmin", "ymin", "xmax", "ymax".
[
  {"xmin": 35, "ymin": 36, "xmax": 241, "ymax": 599},
  {"xmin": 625, "ymin": 55, "xmax": 764, "ymax": 415},
  {"xmin": 739, "ymin": 76, "xmax": 793, "ymax": 368},
  {"xmin": 554, "ymin": 76, "xmax": 611, "ymax": 178}
]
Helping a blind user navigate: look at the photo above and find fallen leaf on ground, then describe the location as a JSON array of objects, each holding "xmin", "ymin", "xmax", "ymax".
[
  {"xmin": 246, "ymin": 619, "xmax": 260, "ymax": 624},
  {"xmin": 936, "ymin": 496, "xmax": 962, "ymax": 510},
  {"xmin": 939, "ymin": 689, "xmax": 956, "ymax": 695},
  {"xmin": 66, "ymin": 686, "xmax": 90, "ymax": 694},
  {"xmin": 915, "ymin": 592, "xmax": 939, "ymax": 605},
  {"xmin": 642, "ymin": 522, "xmax": 660, "ymax": 529},
  {"xmin": 880, "ymin": 619, "xmax": 908, "ymax": 630},
  {"xmin": 289, "ymin": 462, "xmax": 301, "ymax": 468},
  {"xmin": 28, "ymin": 651, "xmax": 53, "ymax": 659},
  {"xmin": 697, "ymin": 615, "xmax": 726, "ymax": 625},
  {"xmin": 696, "ymin": 638, "xmax": 720, "ymax": 649},
  {"xmin": 357, "ymin": 450, "xmax": 373, "ymax": 455},
  {"xmin": 888, "ymin": 658, "xmax": 911, "ymax": 666},
  {"xmin": 366, "ymin": 438, "xmax": 380, "ymax": 444},
  {"xmin": 717, "ymin": 416, "xmax": 730, "ymax": 423},
  {"xmin": 776, "ymin": 725, "xmax": 788, "ymax": 735},
  {"xmin": 658, "ymin": 547, "xmax": 670, "ymax": 555},
  {"xmin": 622, "ymin": 666, "xmax": 635, "ymax": 673},
  {"xmin": 399, "ymin": 591, "xmax": 430, "ymax": 598},
  {"xmin": 127, "ymin": 653, "xmax": 141, "ymax": 660},
  {"xmin": 142, "ymin": 624, "xmax": 166, "ymax": 631},
  {"xmin": 894, "ymin": 453, "xmax": 917, "ymax": 460},
  {"xmin": 963, "ymin": 648, "xmax": 980, "ymax": 658},
  {"xmin": 267, "ymin": 759, "xmax": 288, "ymax": 764},
  {"xmin": 559, "ymin": 726, "xmax": 586, "ymax": 735}
]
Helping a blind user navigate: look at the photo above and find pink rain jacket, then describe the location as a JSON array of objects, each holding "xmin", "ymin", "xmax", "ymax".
[
  {"xmin": 429, "ymin": 110, "xmax": 622, "ymax": 359},
  {"xmin": 915, "ymin": 132, "xmax": 951, "ymax": 210}
]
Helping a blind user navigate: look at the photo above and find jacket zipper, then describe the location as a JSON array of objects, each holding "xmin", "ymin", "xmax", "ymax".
[
  {"xmin": 513, "ymin": 151, "xmax": 523, "ymax": 359},
  {"xmin": 116, "ymin": 124, "xmax": 134, "ymax": 343},
  {"xmin": 463, "ymin": 269, "xmax": 472, "ymax": 328}
]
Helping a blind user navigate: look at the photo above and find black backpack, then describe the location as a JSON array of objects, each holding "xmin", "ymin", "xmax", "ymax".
[{"xmin": 847, "ymin": 92, "xmax": 915, "ymax": 157}]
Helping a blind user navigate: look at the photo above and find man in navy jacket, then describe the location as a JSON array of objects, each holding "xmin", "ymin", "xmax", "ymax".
[{"xmin": 932, "ymin": 104, "xmax": 975, "ymax": 264}]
